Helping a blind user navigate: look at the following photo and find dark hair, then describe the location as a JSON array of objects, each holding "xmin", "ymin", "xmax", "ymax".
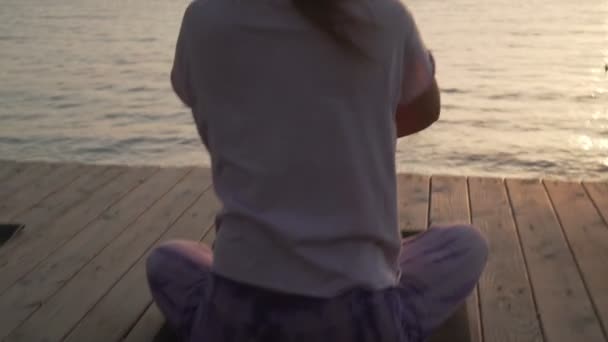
[{"xmin": 292, "ymin": 0, "xmax": 363, "ymax": 56}]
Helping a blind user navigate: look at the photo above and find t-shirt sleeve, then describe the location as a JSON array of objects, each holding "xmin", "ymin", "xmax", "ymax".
[
  {"xmin": 171, "ymin": 4, "xmax": 196, "ymax": 107},
  {"xmin": 398, "ymin": 8, "xmax": 434, "ymax": 106}
]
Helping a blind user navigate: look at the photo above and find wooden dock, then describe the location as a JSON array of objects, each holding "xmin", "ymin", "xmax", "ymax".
[{"xmin": 0, "ymin": 160, "xmax": 606, "ymax": 342}]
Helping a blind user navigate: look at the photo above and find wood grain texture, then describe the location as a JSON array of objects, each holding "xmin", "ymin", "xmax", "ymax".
[
  {"xmin": 0, "ymin": 161, "xmax": 26, "ymax": 183},
  {"xmin": 1, "ymin": 161, "xmax": 607, "ymax": 342},
  {"xmin": 3, "ymin": 165, "xmax": 116, "ymax": 246},
  {"xmin": 0, "ymin": 167, "xmax": 156, "ymax": 296},
  {"xmin": 469, "ymin": 177, "xmax": 543, "ymax": 342},
  {"xmin": 397, "ymin": 174, "xmax": 430, "ymax": 232},
  {"xmin": 584, "ymin": 182, "xmax": 608, "ymax": 226},
  {"xmin": 545, "ymin": 180, "xmax": 608, "ymax": 338},
  {"xmin": 0, "ymin": 162, "xmax": 57, "ymax": 204},
  {"xmin": 429, "ymin": 175, "xmax": 482, "ymax": 342},
  {"xmin": 0, "ymin": 163, "xmax": 84, "ymax": 221},
  {"xmin": 507, "ymin": 179, "xmax": 605, "ymax": 342},
  {"xmin": 429, "ymin": 176, "xmax": 470, "ymax": 227},
  {"xmin": 0, "ymin": 167, "xmax": 183, "ymax": 340},
  {"xmin": 122, "ymin": 302, "xmax": 165, "ymax": 342},
  {"xmin": 5, "ymin": 168, "xmax": 207, "ymax": 342},
  {"xmin": 123, "ymin": 222, "xmax": 219, "ymax": 342},
  {"xmin": 66, "ymin": 173, "xmax": 219, "ymax": 342},
  {"xmin": 0, "ymin": 165, "xmax": 120, "ymax": 289}
]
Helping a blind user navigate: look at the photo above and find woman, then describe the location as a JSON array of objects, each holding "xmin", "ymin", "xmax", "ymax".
[{"xmin": 147, "ymin": 0, "xmax": 488, "ymax": 341}]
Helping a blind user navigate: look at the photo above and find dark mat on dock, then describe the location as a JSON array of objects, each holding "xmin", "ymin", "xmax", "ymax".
[{"xmin": 0, "ymin": 223, "xmax": 24, "ymax": 247}]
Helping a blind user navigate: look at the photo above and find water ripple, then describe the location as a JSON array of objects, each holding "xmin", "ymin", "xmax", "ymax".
[{"xmin": 0, "ymin": 0, "xmax": 606, "ymax": 180}]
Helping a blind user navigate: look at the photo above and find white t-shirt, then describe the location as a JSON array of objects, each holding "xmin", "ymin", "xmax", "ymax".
[{"xmin": 171, "ymin": 0, "xmax": 434, "ymax": 297}]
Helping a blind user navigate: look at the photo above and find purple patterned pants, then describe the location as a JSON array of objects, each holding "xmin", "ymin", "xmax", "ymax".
[{"xmin": 146, "ymin": 225, "xmax": 488, "ymax": 342}]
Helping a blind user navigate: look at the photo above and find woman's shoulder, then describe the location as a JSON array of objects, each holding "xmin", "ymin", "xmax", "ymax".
[
  {"xmin": 364, "ymin": 0, "xmax": 418, "ymax": 32},
  {"xmin": 179, "ymin": 0, "xmax": 230, "ymax": 33},
  {"xmin": 183, "ymin": 0, "xmax": 212, "ymax": 17}
]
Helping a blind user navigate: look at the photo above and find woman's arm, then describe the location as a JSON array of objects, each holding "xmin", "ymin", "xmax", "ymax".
[
  {"xmin": 171, "ymin": 5, "xmax": 196, "ymax": 108},
  {"xmin": 396, "ymin": 6, "xmax": 440, "ymax": 138},
  {"xmin": 396, "ymin": 76, "xmax": 440, "ymax": 138}
]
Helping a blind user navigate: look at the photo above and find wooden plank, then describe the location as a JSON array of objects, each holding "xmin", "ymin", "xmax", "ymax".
[
  {"xmin": 0, "ymin": 161, "xmax": 16, "ymax": 180},
  {"xmin": 0, "ymin": 167, "xmax": 157, "ymax": 296},
  {"xmin": 5, "ymin": 165, "xmax": 118, "ymax": 235},
  {"xmin": 0, "ymin": 165, "xmax": 116, "ymax": 265},
  {"xmin": 123, "ymin": 303, "xmax": 165, "ymax": 342},
  {"xmin": 0, "ymin": 163, "xmax": 85, "ymax": 220},
  {"xmin": 0, "ymin": 162, "xmax": 57, "ymax": 202},
  {"xmin": 67, "ymin": 185, "xmax": 220, "ymax": 342},
  {"xmin": 0, "ymin": 161, "xmax": 26, "ymax": 183},
  {"xmin": 506, "ymin": 179, "xmax": 605, "ymax": 342},
  {"xmin": 6, "ymin": 168, "xmax": 209, "ymax": 342},
  {"xmin": 0, "ymin": 167, "xmax": 181, "ymax": 340},
  {"xmin": 469, "ymin": 177, "xmax": 543, "ymax": 342},
  {"xmin": 584, "ymin": 182, "xmax": 608, "ymax": 225},
  {"xmin": 545, "ymin": 180, "xmax": 608, "ymax": 337},
  {"xmin": 429, "ymin": 175, "xmax": 482, "ymax": 342},
  {"xmin": 124, "ymin": 222, "xmax": 219, "ymax": 342},
  {"xmin": 429, "ymin": 176, "xmax": 470, "ymax": 226},
  {"xmin": 17, "ymin": 166, "xmax": 124, "ymax": 227},
  {"xmin": 397, "ymin": 174, "xmax": 430, "ymax": 232}
]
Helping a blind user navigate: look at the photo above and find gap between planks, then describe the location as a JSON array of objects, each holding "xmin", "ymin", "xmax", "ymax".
[
  {"xmin": 544, "ymin": 180, "xmax": 608, "ymax": 340},
  {"xmin": 469, "ymin": 177, "xmax": 543, "ymax": 342},
  {"xmin": 506, "ymin": 178, "xmax": 605, "ymax": 342},
  {"xmin": 428, "ymin": 175, "xmax": 482, "ymax": 342},
  {"xmin": 4, "ymin": 168, "xmax": 208, "ymax": 341},
  {"xmin": 65, "ymin": 183, "xmax": 219, "ymax": 342}
]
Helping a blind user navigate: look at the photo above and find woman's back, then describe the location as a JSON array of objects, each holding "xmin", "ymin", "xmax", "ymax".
[
  {"xmin": 147, "ymin": 1, "xmax": 489, "ymax": 341},
  {"xmin": 170, "ymin": 0, "xmax": 426, "ymax": 297}
]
